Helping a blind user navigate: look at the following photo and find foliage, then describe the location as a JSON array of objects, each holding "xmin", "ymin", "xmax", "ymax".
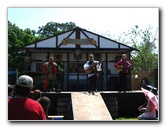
[
  {"xmin": 37, "ymin": 21, "xmax": 76, "ymax": 39},
  {"xmin": 8, "ymin": 21, "xmax": 38, "ymax": 74}
]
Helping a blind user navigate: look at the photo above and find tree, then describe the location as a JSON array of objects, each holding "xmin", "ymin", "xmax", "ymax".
[
  {"xmin": 37, "ymin": 21, "xmax": 76, "ymax": 39},
  {"xmin": 8, "ymin": 21, "xmax": 38, "ymax": 74}
]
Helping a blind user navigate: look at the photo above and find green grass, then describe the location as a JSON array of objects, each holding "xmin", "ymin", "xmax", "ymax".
[{"xmin": 115, "ymin": 117, "xmax": 138, "ymax": 120}]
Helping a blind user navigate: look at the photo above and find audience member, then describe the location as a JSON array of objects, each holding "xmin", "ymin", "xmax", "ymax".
[
  {"xmin": 8, "ymin": 75, "xmax": 46, "ymax": 120},
  {"xmin": 38, "ymin": 96, "xmax": 51, "ymax": 119},
  {"xmin": 137, "ymin": 95, "xmax": 157, "ymax": 120},
  {"xmin": 31, "ymin": 89, "xmax": 41, "ymax": 101}
]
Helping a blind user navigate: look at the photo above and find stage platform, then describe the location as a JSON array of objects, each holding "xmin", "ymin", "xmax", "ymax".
[{"xmin": 38, "ymin": 90, "xmax": 147, "ymax": 120}]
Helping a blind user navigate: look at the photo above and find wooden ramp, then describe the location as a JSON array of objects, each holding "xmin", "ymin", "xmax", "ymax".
[{"xmin": 71, "ymin": 92, "xmax": 113, "ymax": 121}]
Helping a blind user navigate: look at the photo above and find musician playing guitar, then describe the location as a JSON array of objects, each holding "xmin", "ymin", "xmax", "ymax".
[
  {"xmin": 83, "ymin": 54, "xmax": 102, "ymax": 95},
  {"xmin": 114, "ymin": 54, "xmax": 131, "ymax": 92}
]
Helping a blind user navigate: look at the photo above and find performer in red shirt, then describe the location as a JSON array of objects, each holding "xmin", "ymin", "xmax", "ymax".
[
  {"xmin": 114, "ymin": 54, "xmax": 131, "ymax": 92},
  {"xmin": 8, "ymin": 75, "xmax": 46, "ymax": 120},
  {"xmin": 42, "ymin": 56, "xmax": 58, "ymax": 91}
]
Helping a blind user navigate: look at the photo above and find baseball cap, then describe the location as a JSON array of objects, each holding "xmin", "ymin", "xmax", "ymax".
[{"xmin": 16, "ymin": 75, "xmax": 33, "ymax": 88}]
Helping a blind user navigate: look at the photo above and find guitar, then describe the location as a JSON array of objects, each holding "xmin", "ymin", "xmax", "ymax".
[
  {"xmin": 85, "ymin": 59, "xmax": 105, "ymax": 74},
  {"xmin": 85, "ymin": 67, "xmax": 94, "ymax": 74},
  {"xmin": 115, "ymin": 65, "xmax": 123, "ymax": 73}
]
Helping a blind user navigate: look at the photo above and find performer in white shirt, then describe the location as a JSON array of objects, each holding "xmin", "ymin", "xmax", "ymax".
[{"xmin": 83, "ymin": 54, "xmax": 102, "ymax": 95}]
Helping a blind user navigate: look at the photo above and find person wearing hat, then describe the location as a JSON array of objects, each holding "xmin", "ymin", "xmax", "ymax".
[
  {"xmin": 114, "ymin": 54, "xmax": 131, "ymax": 92},
  {"xmin": 42, "ymin": 56, "xmax": 58, "ymax": 91},
  {"xmin": 8, "ymin": 75, "xmax": 46, "ymax": 120},
  {"xmin": 137, "ymin": 95, "xmax": 157, "ymax": 120}
]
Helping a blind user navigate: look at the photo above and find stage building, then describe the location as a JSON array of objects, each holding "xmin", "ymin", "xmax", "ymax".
[{"xmin": 22, "ymin": 27, "xmax": 138, "ymax": 91}]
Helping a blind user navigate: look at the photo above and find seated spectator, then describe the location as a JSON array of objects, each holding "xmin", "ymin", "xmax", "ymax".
[
  {"xmin": 30, "ymin": 89, "xmax": 41, "ymax": 101},
  {"xmin": 8, "ymin": 75, "xmax": 46, "ymax": 120},
  {"xmin": 138, "ymin": 95, "xmax": 156, "ymax": 120},
  {"xmin": 38, "ymin": 96, "xmax": 51, "ymax": 119}
]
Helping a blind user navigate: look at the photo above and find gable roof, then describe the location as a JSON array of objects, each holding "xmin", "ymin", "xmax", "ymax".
[{"xmin": 24, "ymin": 26, "xmax": 138, "ymax": 52}]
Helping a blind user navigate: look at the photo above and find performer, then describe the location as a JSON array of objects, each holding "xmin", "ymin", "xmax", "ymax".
[
  {"xmin": 83, "ymin": 54, "xmax": 102, "ymax": 95},
  {"xmin": 114, "ymin": 54, "xmax": 131, "ymax": 92},
  {"xmin": 42, "ymin": 56, "xmax": 58, "ymax": 91}
]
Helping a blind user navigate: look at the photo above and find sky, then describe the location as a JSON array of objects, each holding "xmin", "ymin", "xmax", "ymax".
[
  {"xmin": 1, "ymin": 0, "xmax": 165, "ymax": 128},
  {"xmin": 8, "ymin": 8, "xmax": 158, "ymax": 38}
]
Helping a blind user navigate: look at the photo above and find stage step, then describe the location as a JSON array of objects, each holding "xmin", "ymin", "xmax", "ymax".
[{"xmin": 71, "ymin": 92, "xmax": 113, "ymax": 121}]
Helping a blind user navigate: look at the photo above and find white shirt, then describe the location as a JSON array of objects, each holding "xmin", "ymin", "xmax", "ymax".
[{"xmin": 83, "ymin": 60, "xmax": 102, "ymax": 77}]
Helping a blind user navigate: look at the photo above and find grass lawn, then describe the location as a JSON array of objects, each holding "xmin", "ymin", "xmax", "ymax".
[{"xmin": 115, "ymin": 117, "xmax": 138, "ymax": 121}]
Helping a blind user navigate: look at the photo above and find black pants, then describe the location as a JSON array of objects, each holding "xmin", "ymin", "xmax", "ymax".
[
  {"xmin": 97, "ymin": 71, "xmax": 103, "ymax": 91},
  {"xmin": 119, "ymin": 73, "xmax": 128, "ymax": 92},
  {"xmin": 88, "ymin": 74, "xmax": 97, "ymax": 93}
]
